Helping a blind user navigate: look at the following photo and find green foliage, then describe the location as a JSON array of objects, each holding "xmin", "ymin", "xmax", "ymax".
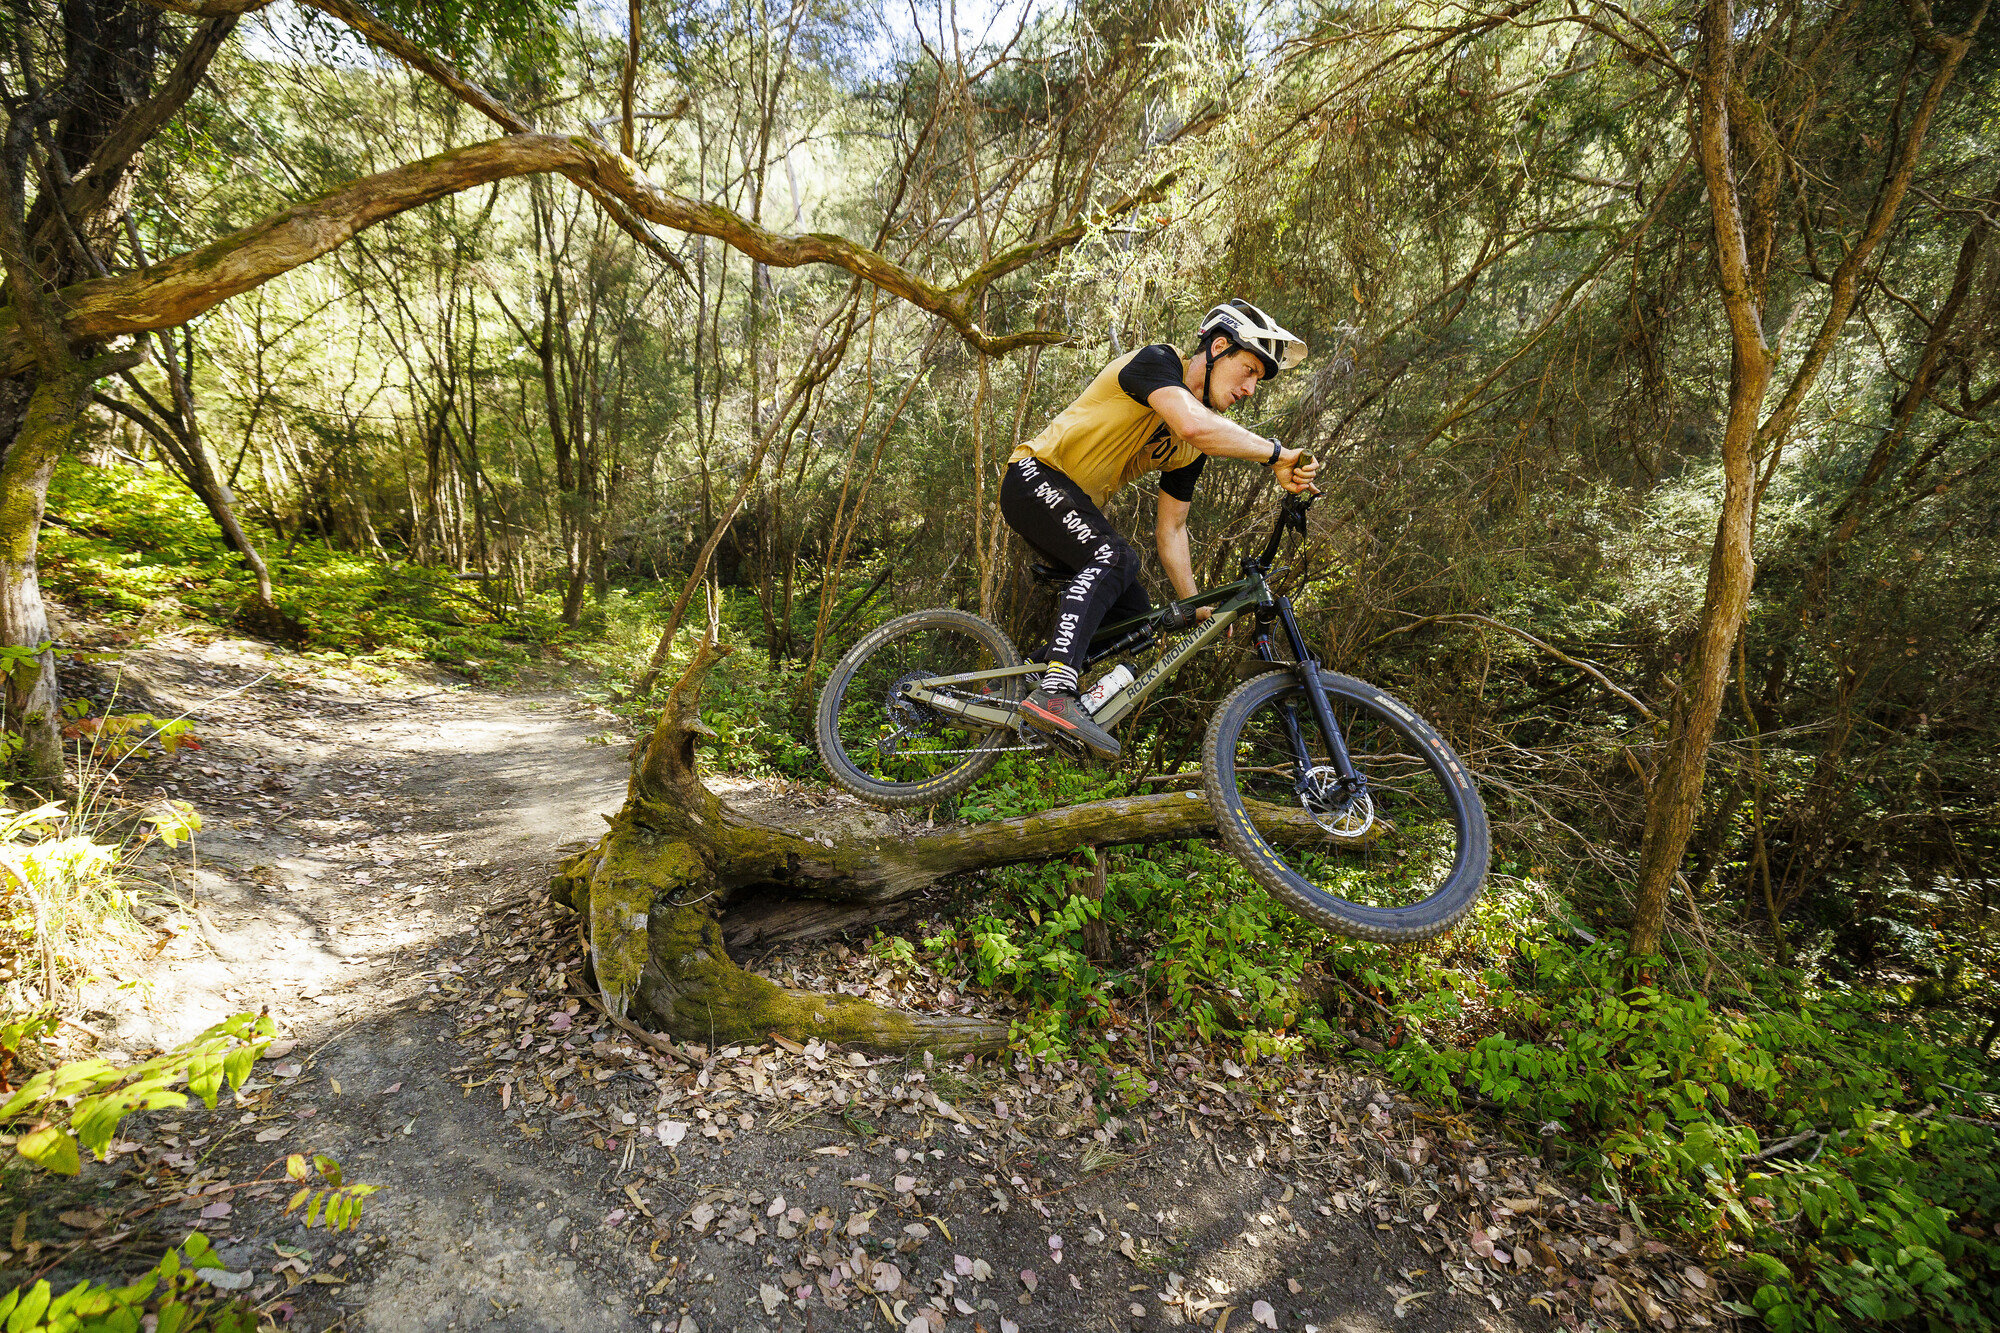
[
  {"xmin": 1356, "ymin": 936, "xmax": 2000, "ymax": 1332},
  {"xmin": 58, "ymin": 701, "xmax": 200, "ymax": 761},
  {"xmin": 1, "ymin": 1011, "xmax": 274, "ymax": 1174},
  {"xmin": 0, "ymin": 804, "xmax": 162, "ymax": 1006},
  {"xmin": 42, "ymin": 460, "xmax": 566, "ymax": 674},
  {"xmin": 282, "ymin": 1151, "xmax": 378, "ymax": 1231},
  {"xmin": 905, "ymin": 761, "xmax": 1329, "ymax": 1062},
  {"xmin": 0, "ymin": 1232, "xmax": 259, "ymax": 1332}
]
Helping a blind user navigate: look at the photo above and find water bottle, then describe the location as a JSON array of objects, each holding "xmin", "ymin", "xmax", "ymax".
[{"xmin": 1080, "ymin": 663, "xmax": 1135, "ymax": 714}]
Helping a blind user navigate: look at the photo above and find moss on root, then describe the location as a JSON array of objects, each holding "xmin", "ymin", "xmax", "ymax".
[{"xmin": 561, "ymin": 814, "xmax": 1006, "ymax": 1056}]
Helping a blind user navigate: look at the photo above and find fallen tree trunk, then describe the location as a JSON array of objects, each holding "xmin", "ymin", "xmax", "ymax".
[{"xmin": 551, "ymin": 627, "xmax": 1372, "ymax": 1055}]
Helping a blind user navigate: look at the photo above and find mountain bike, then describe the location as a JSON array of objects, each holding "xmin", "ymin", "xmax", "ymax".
[{"xmin": 813, "ymin": 485, "xmax": 1490, "ymax": 943}]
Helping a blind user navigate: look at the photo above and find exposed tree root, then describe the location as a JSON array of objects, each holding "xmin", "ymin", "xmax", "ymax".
[{"xmin": 550, "ymin": 615, "xmax": 1376, "ymax": 1054}]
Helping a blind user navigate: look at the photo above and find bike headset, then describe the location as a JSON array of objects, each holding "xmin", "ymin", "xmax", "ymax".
[{"xmin": 1195, "ymin": 299, "xmax": 1309, "ymax": 412}]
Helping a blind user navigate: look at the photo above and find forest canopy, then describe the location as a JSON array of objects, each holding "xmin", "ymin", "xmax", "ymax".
[{"xmin": 2, "ymin": 0, "xmax": 1998, "ymax": 1325}]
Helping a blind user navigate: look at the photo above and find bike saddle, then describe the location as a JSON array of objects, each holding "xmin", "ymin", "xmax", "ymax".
[{"xmin": 1028, "ymin": 562, "xmax": 1074, "ymax": 587}]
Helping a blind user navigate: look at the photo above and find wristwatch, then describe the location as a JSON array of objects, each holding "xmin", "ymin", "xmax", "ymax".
[{"xmin": 1266, "ymin": 438, "xmax": 1283, "ymax": 467}]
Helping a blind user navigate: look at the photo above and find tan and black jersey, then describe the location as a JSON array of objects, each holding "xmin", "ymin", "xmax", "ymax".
[{"xmin": 1008, "ymin": 346, "xmax": 1207, "ymax": 507}]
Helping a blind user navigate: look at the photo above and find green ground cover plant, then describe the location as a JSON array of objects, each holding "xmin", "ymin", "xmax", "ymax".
[{"xmin": 43, "ymin": 461, "xmax": 575, "ymax": 675}]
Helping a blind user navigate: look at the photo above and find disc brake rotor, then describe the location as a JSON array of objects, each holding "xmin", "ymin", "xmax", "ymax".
[{"xmin": 1299, "ymin": 764, "xmax": 1375, "ymax": 838}]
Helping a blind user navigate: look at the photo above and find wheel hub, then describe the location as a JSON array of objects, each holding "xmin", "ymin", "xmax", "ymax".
[
  {"xmin": 879, "ymin": 671, "xmax": 943, "ymax": 757},
  {"xmin": 1298, "ymin": 764, "xmax": 1375, "ymax": 838}
]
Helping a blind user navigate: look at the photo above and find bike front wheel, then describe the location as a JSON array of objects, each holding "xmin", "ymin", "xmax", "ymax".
[
  {"xmin": 816, "ymin": 608, "xmax": 1026, "ymax": 808},
  {"xmin": 1202, "ymin": 669, "xmax": 1490, "ymax": 943}
]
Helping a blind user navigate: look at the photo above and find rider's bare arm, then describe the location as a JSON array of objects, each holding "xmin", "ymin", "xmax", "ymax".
[
  {"xmin": 1155, "ymin": 493, "xmax": 1201, "ymax": 602},
  {"xmin": 1146, "ymin": 385, "xmax": 1320, "ymax": 493},
  {"xmin": 1157, "ymin": 492, "xmax": 1230, "ymax": 625}
]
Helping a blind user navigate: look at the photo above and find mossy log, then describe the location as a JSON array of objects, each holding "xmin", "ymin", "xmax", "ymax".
[{"xmin": 551, "ymin": 633, "xmax": 1373, "ymax": 1056}]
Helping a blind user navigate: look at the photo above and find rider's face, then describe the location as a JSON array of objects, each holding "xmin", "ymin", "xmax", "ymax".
[{"xmin": 1205, "ymin": 338, "xmax": 1266, "ymax": 411}]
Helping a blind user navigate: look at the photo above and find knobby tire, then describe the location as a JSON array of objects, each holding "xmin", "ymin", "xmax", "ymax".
[{"xmin": 1203, "ymin": 668, "xmax": 1490, "ymax": 942}]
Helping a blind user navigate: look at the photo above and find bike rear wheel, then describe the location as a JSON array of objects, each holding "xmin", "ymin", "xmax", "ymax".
[
  {"xmin": 816, "ymin": 608, "xmax": 1026, "ymax": 807},
  {"xmin": 1202, "ymin": 669, "xmax": 1489, "ymax": 942}
]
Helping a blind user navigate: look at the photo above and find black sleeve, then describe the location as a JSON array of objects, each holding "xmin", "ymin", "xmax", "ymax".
[
  {"xmin": 1158, "ymin": 453, "xmax": 1206, "ymax": 503},
  {"xmin": 1117, "ymin": 344, "xmax": 1187, "ymax": 408}
]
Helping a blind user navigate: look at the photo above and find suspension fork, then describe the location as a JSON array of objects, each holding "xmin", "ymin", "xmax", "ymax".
[{"xmin": 1265, "ymin": 594, "xmax": 1362, "ymax": 788}]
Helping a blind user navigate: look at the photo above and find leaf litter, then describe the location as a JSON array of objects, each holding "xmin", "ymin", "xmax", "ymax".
[{"xmin": 36, "ymin": 649, "xmax": 1745, "ymax": 1332}]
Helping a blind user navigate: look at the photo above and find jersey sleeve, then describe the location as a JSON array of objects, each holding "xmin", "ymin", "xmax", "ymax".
[
  {"xmin": 1117, "ymin": 345, "xmax": 1187, "ymax": 407},
  {"xmin": 1158, "ymin": 453, "xmax": 1206, "ymax": 502}
]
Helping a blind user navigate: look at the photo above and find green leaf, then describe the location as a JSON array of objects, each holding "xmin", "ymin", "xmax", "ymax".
[
  {"xmin": 5, "ymin": 1281, "xmax": 50, "ymax": 1333},
  {"xmin": 17, "ymin": 1124, "xmax": 81, "ymax": 1174}
]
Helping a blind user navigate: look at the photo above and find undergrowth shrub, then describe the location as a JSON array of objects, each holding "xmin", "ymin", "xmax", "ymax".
[
  {"xmin": 41, "ymin": 460, "xmax": 587, "ymax": 674},
  {"xmin": 1, "ymin": 1011, "xmax": 374, "ymax": 1328},
  {"xmin": 1364, "ymin": 936, "xmax": 2000, "ymax": 1331}
]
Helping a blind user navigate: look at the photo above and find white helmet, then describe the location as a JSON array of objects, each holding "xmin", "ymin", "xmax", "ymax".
[{"xmin": 1198, "ymin": 299, "xmax": 1307, "ymax": 378}]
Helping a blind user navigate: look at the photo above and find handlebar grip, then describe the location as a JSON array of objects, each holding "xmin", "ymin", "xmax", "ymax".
[{"xmin": 1293, "ymin": 450, "xmax": 1322, "ymax": 497}]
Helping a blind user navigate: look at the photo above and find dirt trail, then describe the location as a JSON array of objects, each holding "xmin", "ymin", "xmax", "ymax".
[{"xmin": 10, "ymin": 631, "xmax": 1715, "ymax": 1333}]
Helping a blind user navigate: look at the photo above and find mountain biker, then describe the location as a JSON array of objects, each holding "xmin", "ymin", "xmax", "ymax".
[{"xmin": 1001, "ymin": 299, "xmax": 1321, "ymax": 761}]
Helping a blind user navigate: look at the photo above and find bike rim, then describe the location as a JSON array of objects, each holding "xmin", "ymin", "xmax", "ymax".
[
  {"xmin": 1220, "ymin": 681, "xmax": 1469, "ymax": 914},
  {"xmin": 829, "ymin": 622, "xmax": 1016, "ymax": 791}
]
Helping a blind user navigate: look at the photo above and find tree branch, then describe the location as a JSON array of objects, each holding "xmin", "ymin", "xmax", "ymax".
[
  {"xmin": 49, "ymin": 15, "xmax": 240, "ymax": 238},
  {"xmin": 287, "ymin": 0, "xmax": 1144, "ymax": 351},
  {"xmin": 0, "ymin": 124, "xmax": 1149, "ymax": 373}
]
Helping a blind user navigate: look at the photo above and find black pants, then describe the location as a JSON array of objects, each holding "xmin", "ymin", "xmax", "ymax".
[{"xmin": 998, "ymin": 458, "xmax": 1150, "ymax": 689}]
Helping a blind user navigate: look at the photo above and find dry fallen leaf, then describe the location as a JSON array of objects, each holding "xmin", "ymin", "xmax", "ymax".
[{"xmin": 1252, "ymin": 1298, "xmax": 1279, "ymax": 1329}]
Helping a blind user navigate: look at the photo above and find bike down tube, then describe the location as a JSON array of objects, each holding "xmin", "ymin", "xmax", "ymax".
[{"xmin": 1090, "ymin": 588, "xmax": 1261, "ymax": 729}]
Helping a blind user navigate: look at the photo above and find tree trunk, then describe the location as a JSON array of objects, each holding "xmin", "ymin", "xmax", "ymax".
[
  {"xmin": 1627, "ymin": 0, "xmax": 1772, "ymax": 957},
  {"xmin": 1625, "ymin": 0, "xmax": 1983, "ymax": 956},
  {"xmin": 1, "ymin": 367, "xmax": 119, "ymax": 784},
  {"xmin": 552, "ymin": 628, "xmax": 1364, "ymax": 1052}
]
